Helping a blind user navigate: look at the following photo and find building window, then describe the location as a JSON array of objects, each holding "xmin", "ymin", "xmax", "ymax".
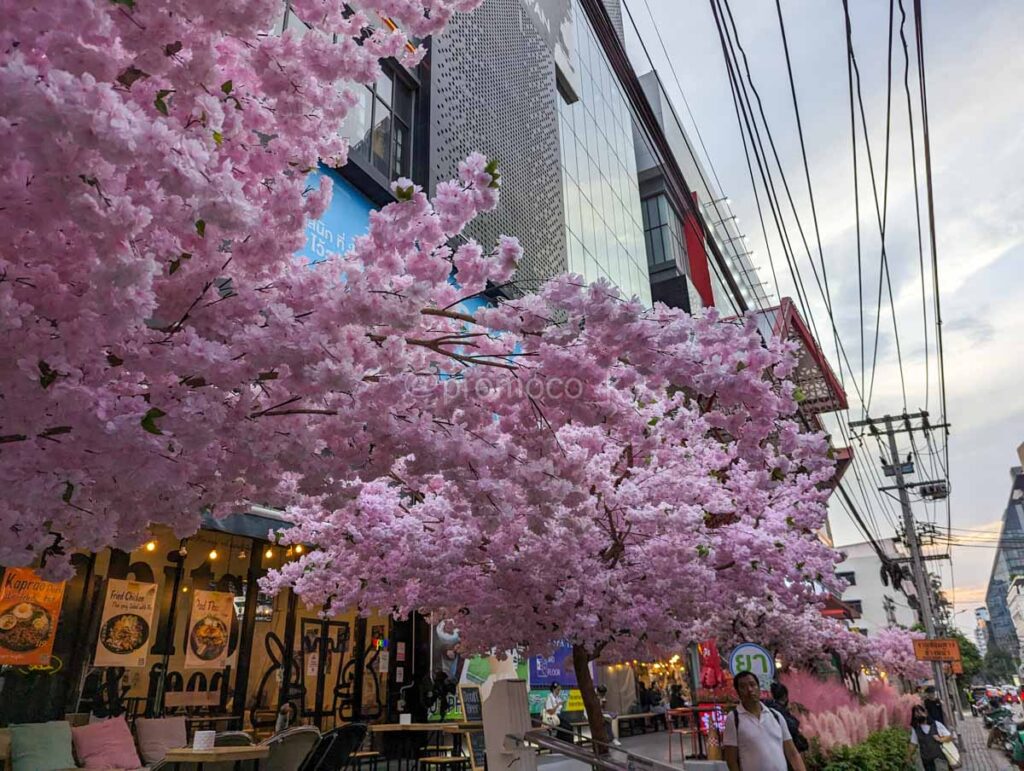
[
  {"xmin": 342, "ymin": 67, "xmax": 414, "ymax": 182},
  {"xmin": 846, "ymin": 600, "xmax": 863, "ymax": 615},
  {"xmin": 641, "ymin": 195, "xmax": 687, "ymax": 272},
  {"xmin": 837, "ymin": 571, "xmax": 856, "ymax": 587}
]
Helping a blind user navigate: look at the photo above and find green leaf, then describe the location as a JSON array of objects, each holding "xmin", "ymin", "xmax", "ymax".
[
  {"xmin": 771, "ymin": 467, "xmax": 785, "ymax": 481},
  {"xmin": 696, "ymin": 545, "xmax": 710, "ymax": 558},
  {"xmin": 220, "ymin": 80, "xmax": 233, "ymax": 95},
  {"xmin": 61, "ymin": 481, "xmax": 75, "ymax": 504},
  {"xmin": 793, "ymin": 386, "xmax": 806, "ymax": 403},
  {"xmin": 212, "ymin": 130, "xmax": 223, "ymax": 146},
  {"xmin": 195, "ymin": 219, "xmax": 206, "ymax": 238},
  {"xmin": 109, "ymin": 0, "xmax": 135, "ymax": 7},
  {"xmin": 38, "ymin": 361, "xmax": 58, "ymax": 389},
  {"xmin": 169, "ymin": 251, "xmax": 191, "ymax": 274},
  {"xmin": 154, "ymin": 89, "xmax": 172, "ymax": 115},
  {"xmin": 394, "ymin": 185, "xmax": 414, "ymax": 201},
  {"xmin": 116, "ymin": 66, "xmax": 148, "ymax": 89},
  {"xmin": 140, "ymin": 407, "xmax": 167, "ymax": 435},
  {"xmin": 785, "ymin": 516, "xmax": 795, "ymax": 527}
]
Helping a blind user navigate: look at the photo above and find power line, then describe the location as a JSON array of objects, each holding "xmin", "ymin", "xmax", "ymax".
[
  {"xmin": 896, "ymin": 0, "xmax": 931, "ymax": 416},
  {"xmin": 911, "ymin": 0, "xmax": 952, "ymax": 557}
]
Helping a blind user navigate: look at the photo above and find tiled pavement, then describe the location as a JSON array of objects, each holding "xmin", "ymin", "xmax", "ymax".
[{"xmin": 959, "ymin": 714, "xmax": 1017, "ymax": 771}]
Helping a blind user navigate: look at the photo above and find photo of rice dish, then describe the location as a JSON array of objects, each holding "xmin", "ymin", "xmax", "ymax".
[
  {"xmin": 100, "ymin": 613, "xmax": 149, "ymax": 654},
  {"xmin": 0, "ymin": 603, "xmax": 52, "ymax": 652},
  {"xmin": 189, "ymin": 616, "xmax": 228, "ymax": 661}
]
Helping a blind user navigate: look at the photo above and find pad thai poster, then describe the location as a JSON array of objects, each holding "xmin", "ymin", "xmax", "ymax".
[
  {"xmin": 94, "ymin": 579, "xmax": 157, "ymax": 668},
  {"xmin": 0, "ymin": 568, "xmax": 65, "ymax": 666},
  {"xmin": 184, "ymin": 590, "xmax": 233, "ymax": 670}
]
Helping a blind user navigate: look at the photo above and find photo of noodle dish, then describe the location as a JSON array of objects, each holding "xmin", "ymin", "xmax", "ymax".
[
  {"xmin": 100, "ymin": 613, "xmax": 149, "ymax": 654},
  {"xmin": 0, "ymin": 602, "xmax": 52, "ymax": 652},
  {"xmin": 189, "ymin": 616, "xmax": 228, "ymax": 661}
]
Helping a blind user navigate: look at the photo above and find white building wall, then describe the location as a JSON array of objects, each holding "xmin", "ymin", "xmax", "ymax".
[{"xmin": 834, "ymin": 539, "xmax": 917, "ymax": 636}]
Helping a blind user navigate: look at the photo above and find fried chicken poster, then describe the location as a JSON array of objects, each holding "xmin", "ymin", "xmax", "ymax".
[{"xmin": 94, "ymin": 579, "xmax": 157, "ymax": 668}]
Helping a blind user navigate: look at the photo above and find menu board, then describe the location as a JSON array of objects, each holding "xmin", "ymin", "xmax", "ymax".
[
  {"xmin": 0, "ymin": 568, "xmax": 65, "ymax": 666},
  {"xmin": 183, "ymin": 590, "xmax": 233, "ymax": 669},
  {"xmin": 94, "ymin": 579, "xmax": 157, "ymax": 668},
  {"xmin": 464, "ymin": 731, "xmax": 486, "ymax": 771},
  {"xmin": 459, "ymin": 684, "xmax": 483, "ymax": 722}
]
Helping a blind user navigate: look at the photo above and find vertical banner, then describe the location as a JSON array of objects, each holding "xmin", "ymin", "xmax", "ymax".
[
  {"xmin": 0, "ymin": 568, "xmax": 65, "ymax": 666},
  {"xmin": 184, "ymin": 590, "xmax": 233, "ymax": 669},
  {"xmin": 95, "ymin": 579, "xmax": 157, "ymax": 668}
]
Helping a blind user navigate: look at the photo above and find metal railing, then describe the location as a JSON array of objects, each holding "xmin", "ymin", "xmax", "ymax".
[{"xmin": 508, "ymin": 728, "xmax": 683, "ymax": 771}]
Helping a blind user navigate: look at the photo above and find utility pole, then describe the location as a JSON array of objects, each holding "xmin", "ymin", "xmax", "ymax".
[{"xmin": 850, "ymin": 411, "xmax": 958, "ymax": 732}]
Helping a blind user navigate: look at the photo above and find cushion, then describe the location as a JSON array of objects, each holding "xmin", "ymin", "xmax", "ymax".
[
  {"xmin": 134, "ymin": 717, "xmax": 187, "ymax": 765},
  {"xmin": 71, "ymin": 716, "xmax": 140, "ymax": 770},
  {"xmin": 9, "ymin": 721, "xmax": 77, "ymax": 771}
]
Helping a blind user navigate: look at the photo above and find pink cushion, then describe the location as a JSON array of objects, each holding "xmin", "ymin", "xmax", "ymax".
[
  {"xmin": 134, "ymin": 717, "xmax": 187, "ymax": 765},
  {"xmin": 72, "ymin": 716, "xmax": 141, "ymax": 770}
]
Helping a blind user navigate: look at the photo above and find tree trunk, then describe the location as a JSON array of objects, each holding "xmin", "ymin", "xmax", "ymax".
[{"xmin": 572, "ymin": 643, "xmax": 608, "ymax": 754}]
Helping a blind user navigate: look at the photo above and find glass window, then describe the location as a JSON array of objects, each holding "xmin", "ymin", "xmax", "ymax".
[
  {"xmin": 339, "ymin": 67, "xmax": 414, "ymax": 182},
  {"xmin": 370, "ymin": 98, "xmax": 392, "ymax": 177},
  {"xmin": 340, "ymin": 86, "xmax": 372, "ymax": 163}
]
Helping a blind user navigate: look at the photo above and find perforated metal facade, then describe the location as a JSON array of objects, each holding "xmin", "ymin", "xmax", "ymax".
[{"xmin": 430, "ymin": 0, "xmax": 568, "ymax": 294}]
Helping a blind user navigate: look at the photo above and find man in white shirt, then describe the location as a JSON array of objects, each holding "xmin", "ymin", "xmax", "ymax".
[{"xmin": 723, "ymin": 671, "xmax": 806, "ymax": 771}]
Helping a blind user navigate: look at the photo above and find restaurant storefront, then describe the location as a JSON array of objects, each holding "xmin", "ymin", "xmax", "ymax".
[{"xmin": 0, "ymin": 512, "xmax": 423, "ymax": 732}]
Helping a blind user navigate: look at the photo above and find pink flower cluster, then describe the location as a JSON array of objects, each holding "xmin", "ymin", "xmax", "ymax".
[{"xmin": 793, "ymin": 677, "xmax": 919, "ymax": 751}]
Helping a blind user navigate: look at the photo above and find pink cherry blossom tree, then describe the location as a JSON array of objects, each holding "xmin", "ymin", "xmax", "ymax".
[
  {"xmin": 1, "ymin": 0, "xmax": 501, "ymax": 574},
  {"xmin": 266, "ymin": 279, "xmax": 841, "ymax": 745}
]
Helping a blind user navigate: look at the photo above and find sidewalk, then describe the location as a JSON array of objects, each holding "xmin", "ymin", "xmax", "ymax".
[{"xmin": 960, "ymin": 714, "xmax": 1016, "ymax": 771}]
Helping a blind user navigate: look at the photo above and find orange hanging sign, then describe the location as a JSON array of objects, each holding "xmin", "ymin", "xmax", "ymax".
[
  {"xmin": 0, "ymin": 568, "xmax": 66, "ymax": 666},
  {"xmin": 912, "ymin": 638, "xmax": 961, "ymax": 662}
]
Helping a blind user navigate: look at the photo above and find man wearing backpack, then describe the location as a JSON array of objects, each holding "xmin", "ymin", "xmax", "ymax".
[{"xmin": 722, "ymin": 671, "xmax": 806, "ymax": 771}]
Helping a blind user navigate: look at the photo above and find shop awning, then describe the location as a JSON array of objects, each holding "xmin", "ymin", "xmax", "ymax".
[{"xmin": 200, "ymin": 507, "xmax": 292, "ymax": 542}]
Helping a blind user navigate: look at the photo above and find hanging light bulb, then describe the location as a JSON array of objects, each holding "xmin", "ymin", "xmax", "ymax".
[
  {"xmin": 294, "ymin": 544, "xmax": 304, "ymax": 555},
  {"xmin": 182, "ymin": 585, "xmax": 189, "ymax": 593},
  {"xmin": 208, "ymin": 548, "xmax": 218, "ymax": 560},
  {"xmin": 264, "ymin": 548, "xmax": 274, "ymax": 560},
  {"xmin": 145, "ymin": 540, "xmax": 157, "ymax": 552}
]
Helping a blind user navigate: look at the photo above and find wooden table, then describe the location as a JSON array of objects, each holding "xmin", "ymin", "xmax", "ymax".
[
  {"xmin": 370, "ymin": 722, "xmax": 479, "ymax": 771},
  {"xmin": 164, "ymin": 745, "xmax": 269, "ymax": 771}
]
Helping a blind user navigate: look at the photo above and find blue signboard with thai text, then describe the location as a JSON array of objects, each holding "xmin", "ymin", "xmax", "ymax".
[{"xmin": 297, "ymin": 167, "xmax": 375, "ymax": 264}]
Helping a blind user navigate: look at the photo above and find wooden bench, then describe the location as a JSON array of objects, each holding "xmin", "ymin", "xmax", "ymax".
[{"xmin": 617, "ymin": 712, "xmax": 666, "ymax": 736}]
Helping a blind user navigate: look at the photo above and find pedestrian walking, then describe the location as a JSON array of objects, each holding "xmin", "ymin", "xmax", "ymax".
[
  {"xmin": 764, "ymin": 682, "xmax": 809, "ymax": 769},
  {"xmin": 907, "ymin": 703, "xmax": 954, "ymax": 771},
  {"xmin": 723, "ymin": 671, "xmax": 806, "ymax": 771},
  {"xmin": 923, "ymin": 685, "xmax": 946, "ymax": 726}
]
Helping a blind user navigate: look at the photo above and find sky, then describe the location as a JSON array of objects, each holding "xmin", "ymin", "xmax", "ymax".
[{"xmin": 621, "ymin": 0, "xmax": 1024, "ymax": 638}]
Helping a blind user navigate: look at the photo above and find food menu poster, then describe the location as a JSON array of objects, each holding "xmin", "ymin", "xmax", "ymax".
[
  {"xmin": 0, "ymin": 568, "xmax": 65, "ymax": 666},
  {"xmin": 94, "ymin": 579, "xmax": 157, "ymax": 668},
  {"xmin": 184, "ymin": 590, "xmax": 233, "ymax": 669}
]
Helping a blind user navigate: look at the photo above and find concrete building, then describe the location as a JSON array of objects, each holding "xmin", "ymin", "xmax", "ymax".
[
  {"xmin": 1009, "ymin": 579, "xmax": 1024, "ymax": 661},
  {"xmin": 984, "ymin": 465, "xmax": 1024, "ymax": 657},
  {"xmin": 975, "ymin": 607, "xmax": 990, "ymax": 657},
  {"xmin": 834, "ymin": 538, "xmax": 918, "ymax": 636}
]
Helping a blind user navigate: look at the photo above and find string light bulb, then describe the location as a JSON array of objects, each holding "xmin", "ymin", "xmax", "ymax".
[
  {"xmin": 208, "ymin": 548, "xmax": 218, "ymax": 560},
  {"xmin": 264, "ymin": 548, "xmax": 274, "ymax": 560},
  {"xmin": 145, "ymin": 540, "xmax": 157, "ymax": 552},
  {"xmin": 294, "ymin": 544, "xmax": 304, "ymax": 554}
]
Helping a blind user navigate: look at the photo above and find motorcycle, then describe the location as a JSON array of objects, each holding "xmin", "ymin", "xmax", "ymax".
[{"xmin": 985, "ymin": 705, "xmax": 1015, "ymax": 729}]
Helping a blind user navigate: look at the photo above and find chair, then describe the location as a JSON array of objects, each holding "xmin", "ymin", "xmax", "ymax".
[
  {"xmin": 216, "ymin": 731, "xmax": 256, "ymax": 747},
  {"xmin": 667, "ymin": 726, "xmax": 697, "ymax": 766},
  {"xmin": 300, "ymin": 724, "xmax": 367, "ymax": 771},
  {"xmin": 261, "ymin": 726, "xmax": 320, "ymax": 771}
]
